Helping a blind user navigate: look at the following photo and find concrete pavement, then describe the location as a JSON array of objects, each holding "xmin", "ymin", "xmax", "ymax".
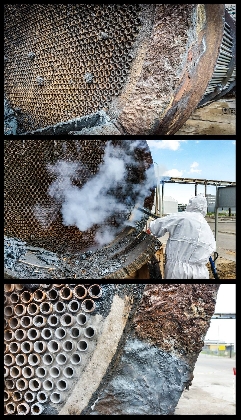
[{"xmin": 175, "ymin": 353, "xmax": 236, "ymax": 415}]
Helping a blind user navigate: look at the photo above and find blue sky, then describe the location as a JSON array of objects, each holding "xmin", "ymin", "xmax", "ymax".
[{"xmin": 146, "ymin": 140, "xmax": 236, "ymax": 204}]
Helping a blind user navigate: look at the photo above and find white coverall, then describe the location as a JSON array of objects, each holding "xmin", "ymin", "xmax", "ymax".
[{"xmin": 149, "ymin": 196, "xmax": 216, "ymax": 279}]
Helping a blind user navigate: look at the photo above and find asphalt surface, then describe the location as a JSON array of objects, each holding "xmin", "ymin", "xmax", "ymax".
[
  {"xmin": 175, "ymin": 353, "xmax": 236, "ymax": 415},
  {"xmin": 207, "ymin": 219, "xmax": 236, "ymax": 262},
  {"xmin": 154, "ymin": 218, "xmax": 236, "ymax": 263}
]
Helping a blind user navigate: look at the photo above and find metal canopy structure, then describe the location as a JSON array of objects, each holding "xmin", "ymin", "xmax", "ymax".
[
  {"xmin": 153, "ymin": 176, "xmax": 236, "ymax": 218},
  {"xmin": 162, "ymin": 177, "xmax": 236, "ymax": 197},
  {"xmin": 212, "ymin": 313, "xmax": 236, "ymax": 319}
]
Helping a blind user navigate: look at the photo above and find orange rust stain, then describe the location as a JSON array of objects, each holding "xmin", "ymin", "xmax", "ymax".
[
  {"xmin": 173, "ymin": 72, "xmax": 191, "ymax": 103},
  {"xmin": 134, "ymin": 284, "xmax": 220, "ymax": 361}
]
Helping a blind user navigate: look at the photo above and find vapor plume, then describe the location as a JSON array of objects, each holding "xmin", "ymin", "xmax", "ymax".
[{"xmin": 34, "ymin": 140, "xmax": 155, "ymax": 247}]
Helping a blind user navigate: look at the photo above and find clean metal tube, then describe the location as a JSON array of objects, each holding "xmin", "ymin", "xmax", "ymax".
[
  {"xmin": 31, "ymin": 402, "xmax": 44, "ymax": 415},
  {"xmin": 36, "ymin": 366, "xmax": 47, "ymax": 379},
  {"xmin": 24, "ymin": 390, "xmax": 36, "ymax": 403},
  {"xmin": 37, "ymin": 391, "xmax": 48, "ymax": 403}
]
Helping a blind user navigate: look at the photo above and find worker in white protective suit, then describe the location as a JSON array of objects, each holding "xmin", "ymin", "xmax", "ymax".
[{"xmin": 149, "ymin": 195, "xmax": 216, "ymax": 279}]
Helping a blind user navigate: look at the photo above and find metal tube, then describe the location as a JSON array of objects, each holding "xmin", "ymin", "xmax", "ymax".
[
  {"xmin": 40, "ymin": 301, "xmax": 53, "ymax": 315},
  {"xmin": 70, "ymin": 326, "xmax": 81, "ymax": 338},
  {"xmin": 4, "ymin": 366, "xmax": 9, "ymax": 378},
  {"xmin": 47, "ymin": 340, "xmax": 61, "ymax": 353},
  {"xmin": 9, "ymin": 341, "xmax": 21, "ymax": 354},
  {"xmin": 53, "ymin": 301, "xmax": 66, "ymax": 314},
  {"xmin": 20, "ymin": 291, "xmax": 33, "ymax": 304},
  {"xmin": 31, "ymin": 402, "xmax": 44, "ymax": 415},
  {"xmin": 41, "ymin": 327, "xmax": 53, "ymax": 340},
  {"xmin": 16, "ymin": 378, "xmax": 29, "ymax": 391},
  {"xmin": 36, "ymin": 366, "xmax": 47, "ymax": 379},
  {"xmin": 17, "ymin": 402, "xmax": 30, "ymax": 415},
  {"xmin": 33, "ymin": 314, "xmax": 47, "ymax": 327},
  {"xmin": 4, "ymin": 353, "xmax": 15, "ymax": 366},
  {"xmin": 81, "ymin": 298, "xmax": 96, "ymax": 313},
  {"xmin": 84, "ymin": 326, "xmax": 95, "ymax": 338},
  {"xmin": 9, "ymin": 292, "xmax": 20, "ymax": 304},
  {"xmin": 57, "ymin": 379, "xmax": 68, "ymax": 391},
  {"xmin": 67, "ymin": 299, "xmax": 80, "ymax": 312},
  {"xmin": 16, "ymin": 353, "xmax": 28, "ymax": 366},
  {"xmin": 70, "ymin": 352, "xmax": 82, "ymax": 365},
  {"xmin": 24, "ymin": 390, "xmax": 36, "ymax": 403},
  {"xmin": 76, "ymin": 313, "xmax": 89, "ymax": 326},
  {"xmin": 60, "ymin": 313, "xmax": 74, "ymax": 326},
  {"xmin": 10, "ymin": 365, "xmax": 22, "ymax": 378},
  {"xmin": 33, "ymin": 340, "xmax": 47, "ymax": 353},
  {"xmin": 50, "ymin": 392, "xmax": 62, "ymax": 404},
  {"xmin": 12, "ymin": 390, "xmax": 22, "ymax": 402},
  {"xmin": 47, "ymin": 314, "xmax": 59, "ymax": 327},
  {"xmin": 21, "ymin": 341, "xmax": 34, "ymax": 354},
  {"xmin": 37, "ymin": 391, "xmax": 48, "ymax": 403},
  {"xmin": 60, "ymin": 286, "xmax": 73, "ymax": 300},
  {"xmin": 6, "ymin": 402, "xmax": 16, "ymax": 414},
  {"xmin": 4, "ymin": 390, "xmax": 10, "ymax": 402},
  {"xmin": 4, "ymin": 305, "xmax": 14, "ymax": 317},
  {"xmin": 27, "ymin": 303, "xmax": 40, "ymax": 316},
  {"xmin": 47, "ymin": 288, "xmax": 59, "ymax": 301},
  {"xmin": 20, "ymin": 315, "xmax": 33, "ymax": 328},
  {"xmin": 4, "ymin": 284, "xmax": 14, "ymax": 293},
  {"xmin": 50, "ymin": 366, "xmax": 61, "ymax": 378},
  {"xmin": 63, "ymin": 340, "xmax": 76, "ymax": 352},
  {"xmin": 28, "ymin": 353, "xmax": 41, "ymax": 366},
  {"xmin": 22, "ymin": 365, "xmax": 35, "ymax": 379},
  {"xmin": 43, "ymin": 379, "xmax": 54, "ymax": 391},
  {"xmin": 63, "ymin": 366, "xmax": 74, "ymax": 379},
  {"xmin": 77, "ymin": 340, "xmax": 88, "ymax": 352},
  {"xmin": 88, "ymin": 284, "xmax": 102, "ymax": 299},
  {"xmin": 29, "ymin": 378, "xmax": 42, "ymax": 392},
  {"xmin": 74, "ymin": 285, "xmax": 88, "ymax": 300},
  {"xmin": 27, "ymin": 328, "xmax": 41, "ymax": 341},
  {"xmin": 4, "ymin": 328, "xmax": 15, "ymax": 341},
  {"xmin": 43, "ymin": 353, "xmax": 54, "ymax": 365},
  {"xmin": 33, "ymin": 289, "xmax": 46, "ymax": 302},
  {"xmin": 56, "ymin": 352, "xmax": 67, "ymax": 365}
]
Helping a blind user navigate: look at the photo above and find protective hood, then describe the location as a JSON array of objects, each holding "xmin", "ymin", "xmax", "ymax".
[{"xmin": 185, "ymin": 195, "xmax": 207, "ymax": 217}]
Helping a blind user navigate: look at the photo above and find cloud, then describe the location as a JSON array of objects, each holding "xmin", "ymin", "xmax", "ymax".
[
  {"xmin": 146, "ymin": 140, "xmax": 187, "ymax": 151},
  {"xmin": 163, "ymin": 168, "xmax": 183, "ymax": 177},
  {"xmin": 190, "ymin": 161, "xmax": 202, "ymax": 173},
  {"xmin": 34, "ymin": 140, "xmax": 156, "ymax": 247}
]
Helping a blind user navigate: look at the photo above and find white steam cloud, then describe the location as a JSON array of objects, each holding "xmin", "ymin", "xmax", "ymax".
[{"xmin": 34, "ymin": 140, "xmax": 155, "ymax": 247}]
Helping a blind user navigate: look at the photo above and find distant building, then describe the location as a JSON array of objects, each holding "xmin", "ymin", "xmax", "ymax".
[
  {"xmin": 178, "ymin": 204, "xmax": 187, "ymax": 212},
  {"xmin": 206, "ymin": 193, "xmax": 236, "ymax": 214},
  {"xmin": 163, "ymin": 196, "xmax": 178, "ymax": 215},
  {"xmin": 206, "ymin": 194, "xmax": 216, "ymax": 213},
  {"xmin": 203, "ymin": 340, "xmax": 235, "ymax": 357}
]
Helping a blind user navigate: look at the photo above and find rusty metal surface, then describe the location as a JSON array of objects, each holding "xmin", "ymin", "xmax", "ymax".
[
  {"xmin": 154, "ymin": 4, "xmax": 225, "ymax": 134},
  {"xmin": 4, "ymin": 227, "xmax": 161, "ymax": 279},
  {"xmin": 4, "ymin": 140, "xmax": 154, "ymax": 255},
  {"xmin": 4, "ymin": 4, "xmax": 228, "ymax": 135},
  {"xmin": 134, "ymin": 284, "xmax": 221, "ymax": 363},
  {"xmin": 4, "ymin": 139, "xmax": 161, "ymax": 279},
  {"xmin": 4, "ymin": 284, "xmax": 221, "ymax": 414},
  {"xmin": 4, "ymin": 4, "xmax": 143, "ymax": 134},
  {"xmin": 82, "ymin": 283, "xmax": 221, "ymax": 415}
]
